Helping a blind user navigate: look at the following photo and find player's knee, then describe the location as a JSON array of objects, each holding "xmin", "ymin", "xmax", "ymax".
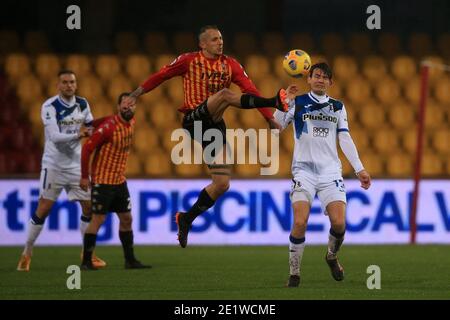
[
  {"xmin": 293, "ymin": 218, "xmax": 308, "ymax": 232},
  {"xmin": 120, "ymin": 214, "xmax": 133, "ymax": 228}
]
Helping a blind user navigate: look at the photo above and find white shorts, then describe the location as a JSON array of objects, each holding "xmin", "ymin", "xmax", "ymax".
[
  {"xmin": 290, "ymin": 175, "xmax": 347, "ymax": 215},
  {"xmin": 39, "ymin": 167, "xmax": 90, "ymax": 201}
]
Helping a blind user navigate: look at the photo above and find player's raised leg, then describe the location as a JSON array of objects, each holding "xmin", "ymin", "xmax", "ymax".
[
  {"xmin": 78, "ymin": 199, "xmax": 106, "ymax": 268},
  {"xmin": 205, "ymin": 88, "xmax": 289, "ymax": 123},
  {"xmin": 286, "ymin": 200, "xmax": 310, "ymax": 287},
  {"xmin": 17, "ymin": 198, "xmax": 54, "ymax": 271},
  {"xmin": 325, "ymin": 201, "xmax": 346, "ymax": 281},
  {"xmin": 117, "ymin": 212, "xmax": 151, "ymax": 269}
]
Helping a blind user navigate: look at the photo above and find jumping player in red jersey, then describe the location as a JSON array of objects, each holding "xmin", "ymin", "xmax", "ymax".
[
  {"xmin": 125, "ymin": 25, "xmax": 291, "ymax": 248},
  {"xmin": 79, "ymin": 93, "xmax": 151, "ymax": 270}
]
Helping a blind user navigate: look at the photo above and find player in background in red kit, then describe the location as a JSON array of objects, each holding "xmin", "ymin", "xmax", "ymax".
[{"xmin": 125, "ymin": 25, "xmax": 292, "ymax": 248}]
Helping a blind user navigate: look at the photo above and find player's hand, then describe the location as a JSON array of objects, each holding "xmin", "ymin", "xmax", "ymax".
[
  {"xmin": 267, "ymin": 117, "xmax": 282, "ymax": 130},
  {"xmin": 78, "ymin": 128, "xmax": 90, "ymax": 138},
  {"xmin": 79, "ymin": 178, "xmax": 91, "ymax": 192},
  {"xmin": 356, "ymin": 169, "xmax": 371, "ymax": 190},
  {"xmin": 286, "ymin": 85, "xmax": 299, "ymax": 101},
  {"xmin": 123, "ymin": 95, "xmax": 137, "ymax": 108}
]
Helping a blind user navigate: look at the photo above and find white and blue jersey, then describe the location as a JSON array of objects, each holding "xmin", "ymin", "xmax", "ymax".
[
  {"xmin": 274, "ymin": 91, "xmax": 349, "ymax": 182},
  {"xmin": 41, "ymin": 95, "xmax": 93, "ymax": 172}
]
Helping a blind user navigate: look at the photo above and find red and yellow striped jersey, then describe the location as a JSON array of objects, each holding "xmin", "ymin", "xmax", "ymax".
[
  {"xmin": 81, "ymin": 115, "xmax": 135, "ymax": 185},
  {"xmin": 140, "ymin": 51, "xmax": 273, "ymax": 119}
]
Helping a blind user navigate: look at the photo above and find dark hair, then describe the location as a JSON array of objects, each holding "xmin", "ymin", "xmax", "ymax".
[
  {"xmin": 198, "ymin": 25, "xmax": 219, "ymax": 40},
  {"xmin": 118, "ymin": 92, "xmax": 131, "ymax": 104},
  {"xmin": 57, "ymin": 69, "xmax": 76, "ymax": 77},
  {"xmin": 309, "ymin": 63, "xmax": 333, "ymax": 80}
]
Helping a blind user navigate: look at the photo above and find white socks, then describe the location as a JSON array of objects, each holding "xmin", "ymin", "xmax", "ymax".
[
  {"xmin": 23, "ymin": 219, "xmax": 44, "ymax": 256},
  {"xmin": 289, "ymin": 235, "xmax": 305, "ymax": 276}
]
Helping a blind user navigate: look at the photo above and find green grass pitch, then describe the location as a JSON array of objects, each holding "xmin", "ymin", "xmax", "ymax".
[{"xmin": 0, "ymin": 245, "xmax": 448, "ymax": 300}]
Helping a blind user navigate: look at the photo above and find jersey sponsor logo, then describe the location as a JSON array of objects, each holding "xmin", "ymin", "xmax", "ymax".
[
  {"xmin": 313, "ymin": 127, "xmax": 330, "ymax": 137},
  {"xmin": 302, "ymin": 112, "xmax": 338, "ymax": 123},
  {"xmin": 58, "ymin": 118, "xmax": 84, "ymax": 126}
]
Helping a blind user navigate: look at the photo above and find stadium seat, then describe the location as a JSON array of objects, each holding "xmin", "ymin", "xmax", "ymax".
[
  {"xmin": 347, "ymin": 127, "xmax": 370, "ymax": 151},
  {"xmin": 222, "ymin": 108, "xmax": 241, "ymax": 129},
  {"xmin": 174, "ymin": 162, "xmax": 203, "ymax": 177},
  {"xmin": 333, "ymin": 55, "xmax": 358, "ymax": 82},
  {"xmin": 430, "ymin": 129, "xmax": 449, "ymax": 156},
  {"xmin": 107, "ymin": 75, "xmax": 132, "ymax": 102},
  {"xmin": 401, "ymin": 129, "xmax": 418, "ymax": 154},
  {"xmin": 424, "ymin": 103, "xmax": 446, "ymax": 130},
  {"xmin": 154, "ymin": 54, "xmax": 176, "ymax": 71},
  {"xmin": 377, "ymin": 33, "xmax": 402, "ymax": 57},
  {"xmin": 375, "ymin": 76, "xmax": 401, "ymax": 105},
  {"xmin": 24, "ymin": 31, "xmax": 50, "ymax": 54},
  {"xmin": 345, "ymin": 77, "xmax": 371, "ymax": 105},
  {"xmin": 245, "ymin": 55, "xmax": 271, "ymax": 80},
  {"xmin": 143, "ymin": 151, "xmax": 173, "ymax": 176},
  {"xmin": 408, "ymin": 33, "xmax": 434, "ymax": 59},
  {"xmin": 391, "ymin": 56, "xmax": 416, "ymax": 81},
  {"xmin": 166, "ymin": 78, "xmax": 185, "ymax": 105},
  {"xmin": 77, "ymin": 75, "xmax": 104, "ymax": 103},
  {"xmin": 348, "ymin": 33, "xmax": 373, "ymax": 56},
  {"xmin": 173, "ymin": 32, "xmax": 197, "ymax": 54},
  {"xmin": 404, "ymin": 75, "xmax": 421, "ymax": 105},
  {"xmin": 125, "ymin": 54, "xmax": 151, "ymax": 85},
  {"xmin": 65, "ymin": 55, "xmax": 92, "ymax": 78},
  {"xmin": 280, "ymin": 129, "xmax": 295, "ymax": 154},
  {"xmin": 0, "ymin": 30, "xmax": 20, "ymax": 54},
  {"xmin": 362, "ymin": 56, "xmax": 387, "ymax": 83},
  {"xmin": 445, "ymin": 158, "xmax": 450, "ymax": 176},
  {"xmin": 139, "ymin": 85, "xmax": 165, "ymax": 105},
  {"xmin": 372, "ymin": 129, "xmax": 401, "ymax": 154},
  {"xmin": 256, "ymin": 75, "xmax": 283, "ymax": 97},
  {"xmin": 437, "ymin": 33, "xmax": 450, "ymax": 59},
  {"xmin": 5, "ymin": 54, "xmax": 31, "ymax": 83},
  {"xmin": 232, "ymin": 32, "xmax": 258, "ymax": 58},
  {"xmin": 134, "ymin": 127, "xmax": 160, "ymax": 156},
  {"xmin": 434, "ymin": 76, "xmax": 450, "ymax": 104},
  {"xmin": 148, "ymin": 99, "xmax": 178, "ymax": 128},
  {"xmin": 320, "ymin": 33, "xmax": 344, "ymax": 58},
  {"xmin": 95, "ymin": 55, "xmax": 121, "ymax": 81},
  {"xmin": 387, "ymin": 100, "xmax": 416, "ymax": 130},
  {"xmin": 125, "ymin": 153, "xmax": 142, "ymax": 176},
  {"xmin": 358, "ymin": 102, "xmax": 386, "ymax": 130},
  {"xmin": 267, "ymin": 151, "xmax": 291, "ymax": 177},
  {"xmin": 35, "ymin": 54, "xmax": 61, "ymax": 81},
  {"xmin": 91, "ymin": 99, "xmax": 114, "ymax": 119},
  {"xmin": 16, "ymin": 75, "xmax": 43, "ymax": 104},
  {"xmin": 422, "ymin": 152, "xmax": 443, "ymax": 176},
  {"xmin": 262, "ymin": 32, "xmax": 286, "ymax": 57},
  {"xmin": 327, "ymin": 81, "xmax": 343, "ymax": 100},
  {"xmin": 289, "ymin": 33, "xmax": 316, "ymax": 55},
  {"xmin": 386, "ymin": 152, "xmax": 413, "ymax": 177},
  {"xmin": 360, "ymin": 153, "xmax": 384, "ymax": 177},
  {"xmin": 114, "ymin": 32, "xmax": 140, "ymax": 56},
  {"xmin": 143, "ymin": 32, "xmax": 171, "ymax": 56}
]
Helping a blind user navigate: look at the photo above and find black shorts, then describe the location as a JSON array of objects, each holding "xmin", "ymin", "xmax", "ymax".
[
  {"xmin": 91, "ymin": 182, "xmax": 131, "ymax": 215},
  {"xmin": 182, "ymin": 100, "xmax": 227, "ymax": 150}
]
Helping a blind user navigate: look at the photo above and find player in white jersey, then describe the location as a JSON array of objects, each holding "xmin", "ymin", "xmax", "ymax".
[
  {"xmin": 17, "ymin": 70, "xmax": 106, "ymax": 271},
  {"xmin": 274, "ymin": 63, "xmax": 371, "ymax": 287}
]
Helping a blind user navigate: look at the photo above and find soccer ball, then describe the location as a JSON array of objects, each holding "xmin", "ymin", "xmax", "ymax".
[{"xmin": 282, "ymin": 49, "xmax": 312, "ymax": 78}]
